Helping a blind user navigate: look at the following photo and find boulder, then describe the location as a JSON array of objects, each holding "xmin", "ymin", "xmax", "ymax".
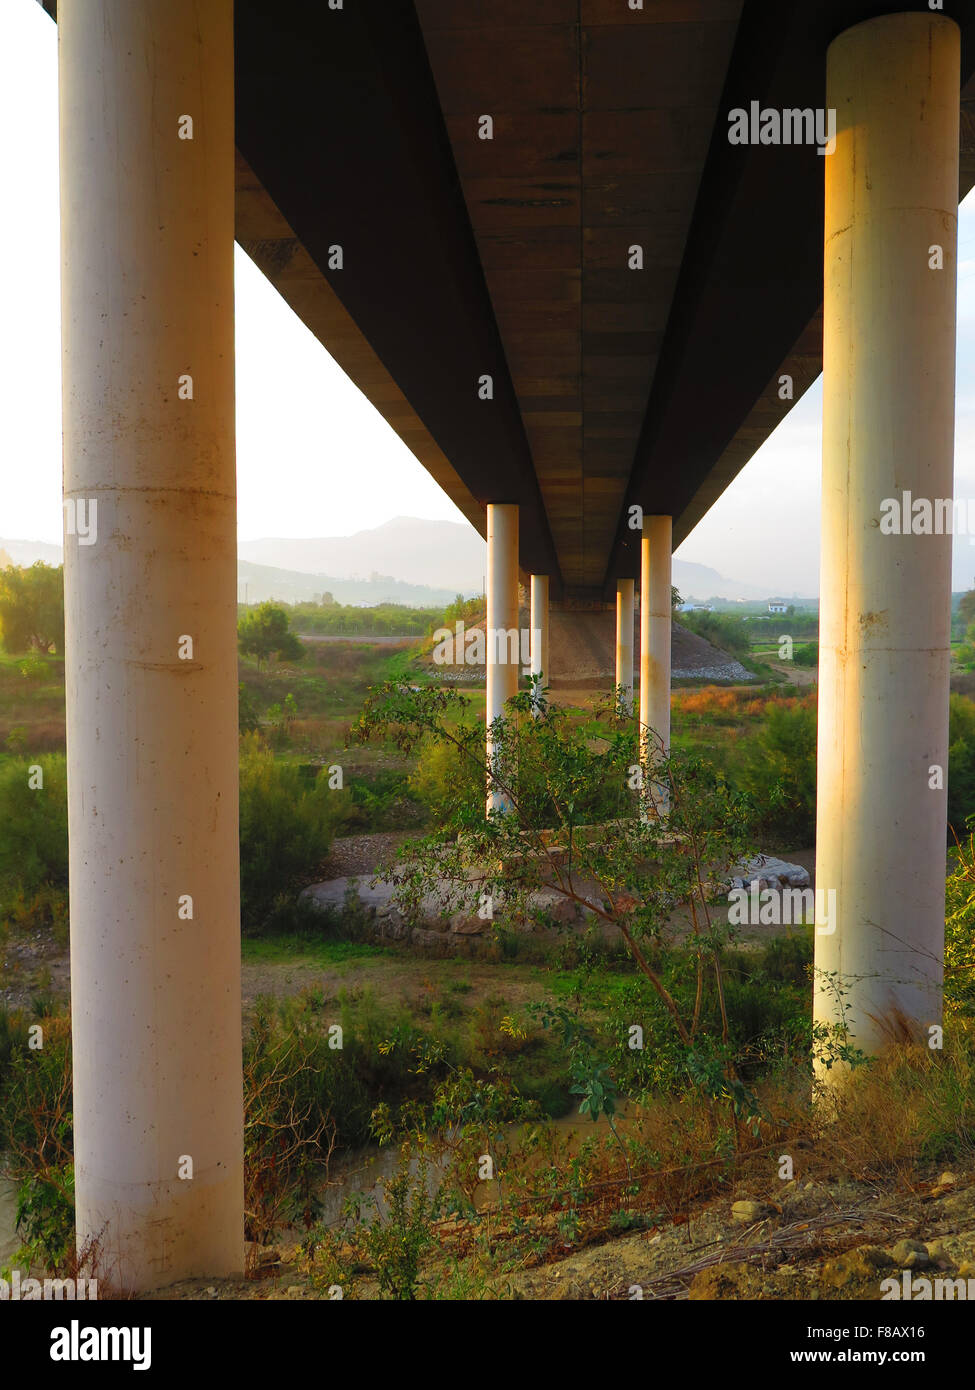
[
  {"xmin": 449, "ymin": 911, "xmax": 492, "ymax": 936},
  {"xmin": 410, "ymin": 927, "xmax": 445, "ymax": 948},
  {"xmin": 820, "ymin": 1246, "xmax": 892, "ymax": 1295},
  {"xmin": 729, "ymin": 855, "xmax": 810, "ymax": 891},
  {"xmin": 889, "ymin": 1238, "xmax": 929, "ymax": 1269},
  {"xmin": 731, "ymin": 1200, "xmax": 775, "ymax": 1223}
]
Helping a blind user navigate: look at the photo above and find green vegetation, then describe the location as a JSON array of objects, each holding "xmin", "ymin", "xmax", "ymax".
[
  {"xmin": 0, "ymin": 563, "xmax": 64, "ymax": 656},
  {"xmin": 948, "ymin": 692, "xmax": 975, "ymax": 836},
  {"xmin": 0, "ymin": 754, "xmax": 68, "ymax": 940},
  {"xmin": 238, "ymin": 601, "xmax": 304, "ymax": 669},
  {"xmin": 678, "ymin": 608, "xmax": 751, "ymax": 657},
  {"xmin": 238, "ymin": 736, "xmax": 343, "ymax": 927},
  {"xmin": 739, "ymin": 702, "xmax": 818, "ymax": 844},
  {"xmin": 288, "ymin": 598, "xmax": 446, "ymax": 637},
  {"xmin": 4, "ymin": 580, "xmax": 975, "ymax": 1295},
  {"xmin": 349, "ymin": 679, "xmax": 858, "ymax": 1131}
]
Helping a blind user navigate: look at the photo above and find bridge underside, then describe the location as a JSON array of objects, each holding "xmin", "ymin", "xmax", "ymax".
[
  {"xmin": 35, "ymin": 0, "xmax": 975, "ymax": 1290},
  {"xmin": 44, "ymin": 0, "xmax": 975, "ymax": 596}
]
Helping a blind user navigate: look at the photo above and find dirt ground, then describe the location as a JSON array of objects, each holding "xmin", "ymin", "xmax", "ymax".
[{"xmin": 150, "ymin": 1149, "xmax": 975, "ymax": 1302}]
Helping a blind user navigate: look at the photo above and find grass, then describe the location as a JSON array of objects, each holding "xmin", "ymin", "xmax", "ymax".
[
  {"xmin": 242, "ymin": 937, "xmax": 391, "ymax": 966},
  {"xmin": 0, "ymin": 652, "xmax": 66, "ymax": 753}
]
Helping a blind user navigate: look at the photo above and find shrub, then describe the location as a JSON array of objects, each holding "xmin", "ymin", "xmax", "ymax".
[
  {"xmin": 677, "ymin": 611, "xmax": 751, "ymax": 657},
  {"xmin": 0, "ymin": 755, "xmax": 69, "ymax": 913},
  {"xmin": 944, "ymin": 834, "xmax": 975, "ymax": 1018},
  {"xmin": 238, "ymin": 681, "xmax": 260, "ymax": 735},
  {"xmin": 409, "ymin": 736, "xmax": 483, "ymax": 826},
  {"xmin": 947, "ymin": 694, "xmax": 975, "ymax": 834},
  {"xmin": 238, "ymin": 602, "xmax": 303, "ymax": 669},
  {"xmin": 739, "ymin": 703, "xmax": 817, "ymax": 844},
  {"xmin": 239, "ymin": 742, "xmax": 341, "ymax": 927}
]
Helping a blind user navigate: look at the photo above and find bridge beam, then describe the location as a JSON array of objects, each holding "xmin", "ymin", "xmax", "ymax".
[
  {"xmin": 60, "ymin": 0, "xmax": 243, "ymax": 1288},
  {"xmin": 815, "ymin": 11, "xmax": 959, "ymax": 1060},
  {"xmin": 486, "ymin": 503, "xmax": 519, "ymax": 812},
  {"xmin": 639, "ymin": 516, "xmax": 672, "ymax": 817}
]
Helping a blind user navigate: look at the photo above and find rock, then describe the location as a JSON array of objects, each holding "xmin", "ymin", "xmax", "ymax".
[
  {"xmin": 688, "ymin": 1261, "xmax": 797, "ymax": 1300},
  {"xmin": 373, "ymin": 908, "xmax": 410, "ymax": 940},
  {"xmin": 689, "ymin": 1262, "xmax": 750, "ymax": 1299},
  {"xmin": 729, "ymin": 856, "xmax": 811, "ymax": 891},
  {"xmin": 546, "ymin": 895, "xmax": 584, "ymax": 926},
  {"xmin": 939, "ymin": 1171, "xmax": 958, "ymax": 1187},
  {"xmin": 449, "ymin": 911, "xmax": 492, "ymax": 935},
  {"xmin": 300, "ymin": 876, "xmax": 393, "ymax": 914},
  {"xmin": 925, "ymin": 1240, "xmax": 948, "ymax": 1264},
  {"xmin": 410, "ymin": 927, "xmax": 445, "ymax": 948},
  {"xmin": 731, "ymin": 1200, "xmax": 774, "ymax": 1223},
  {"xmin": 889, "ymin": 1239, "xmax": 929, "ymax": 1269},
  {"xmin": 820, "ymin": 1247, "xmax": 892, "ymax": 1293}
]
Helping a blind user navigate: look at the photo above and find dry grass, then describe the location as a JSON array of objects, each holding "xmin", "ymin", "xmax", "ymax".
[{"xmin": 672, "ymin": 687, "xmax": 816, "ymax": 724}]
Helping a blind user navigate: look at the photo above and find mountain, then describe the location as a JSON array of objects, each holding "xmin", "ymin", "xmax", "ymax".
[
  {"xmin": 0, "ymin": 525, "xmax": 810, "ymax": 604},
  {"xmin": 671, "ymin": 558, "xmax": 768, "ymax": 602},
  {"xmin": 236, "ymin": 560, "xmax": 459, "ymax": 607},
  {"xmin": 240, "ymin": 517, "xmax": 486, "ymax": 593},
  {"xmin": 0, "ymin": 538, "xmax": 63, "ymax": 566}
]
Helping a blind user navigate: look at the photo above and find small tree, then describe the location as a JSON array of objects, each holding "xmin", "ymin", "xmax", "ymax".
[
  {"xmin": 351, "ymin": 682, "xmax": 770, "ymax": 1133},
  {"xmin": 0, "ymin": 563, "xmax": 64, "ymax": 655},
  {"xmin": 237, "ymin": 602, "xmax": 303, "ymax": 670}
]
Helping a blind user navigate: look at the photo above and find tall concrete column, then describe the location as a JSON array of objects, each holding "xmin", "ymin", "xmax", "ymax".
[
  {"xmin": 815, "ymin": 12, "xmax": 959, "ymax": 1059},
  {"xmin": 60, "ymin": 0, "xmax": 243, "ymax": 1288},
  {"xmin": 486, "ymin": 504, "xmax": 519, "ymax": 812},
  {"xmin": 639, "ymin": 517, "xmax": 672, "ymax": 816},
  {"xmin": 616, "ymin": 578, "xmax": 635, "ymax": 714},
  {"xmin": 530, "ymin": 573, "xmax": 549, "ymax": 713}
]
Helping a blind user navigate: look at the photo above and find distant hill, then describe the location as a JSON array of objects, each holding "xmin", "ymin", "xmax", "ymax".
[
  {"xmin": 0, "ymin": 533, "xmax": 471, "ymax": 606},
  {"xmin": 0, "ymin": 524, "xmax": 814, "ymax": 605},
  {"xmin": 240, "ymin": 517, "xmax": 486, "ymax": 594},
  {"xmin": 672, "ymin": 558, "xmax": 766, "ymax": 602},
  {"xmin": 237, "ymin": 560, "xmax": 459, "ymax": 607},
  {"xmin": 0, "ymin": 538, "xmax": 63, "ymax": 566}
]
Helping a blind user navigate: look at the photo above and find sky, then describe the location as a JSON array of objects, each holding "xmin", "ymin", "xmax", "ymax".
[{"xmin": 1, "ymin": 0, "xmax": 973, "ymax": 596}]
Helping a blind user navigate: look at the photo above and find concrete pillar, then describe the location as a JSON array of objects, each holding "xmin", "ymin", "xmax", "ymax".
[
  {"xmin": 530, "ymin": 574, "xmax": 549, "ymax": 712},
  {"xmin": 486, "ymin": 504, "xmax": 519, "ymax": 812},
  {"xmin": 616, "ymin": 578, "xmax": 635, "ymax": 714},
  {"xmin": 60, "ymin": 0, "xmax": 243, "ymax": 1288},
  {"xmin": 639, "ymin": 517, "xmax": 672, "ymax": 816},
  {"xmin": 815, "ymin": 12, "xmax": 959, "ymax": 1059}
]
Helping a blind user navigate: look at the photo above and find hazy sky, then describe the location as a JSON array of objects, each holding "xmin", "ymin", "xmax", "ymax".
[{"xmin": 2, "ymin": 0, "xmax": 973, "ymax": 595}]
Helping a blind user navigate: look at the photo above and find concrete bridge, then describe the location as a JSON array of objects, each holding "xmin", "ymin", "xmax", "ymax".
[{"xmin": 36, "ymin": 0, "xmax": 975, "ymax": 1287}]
